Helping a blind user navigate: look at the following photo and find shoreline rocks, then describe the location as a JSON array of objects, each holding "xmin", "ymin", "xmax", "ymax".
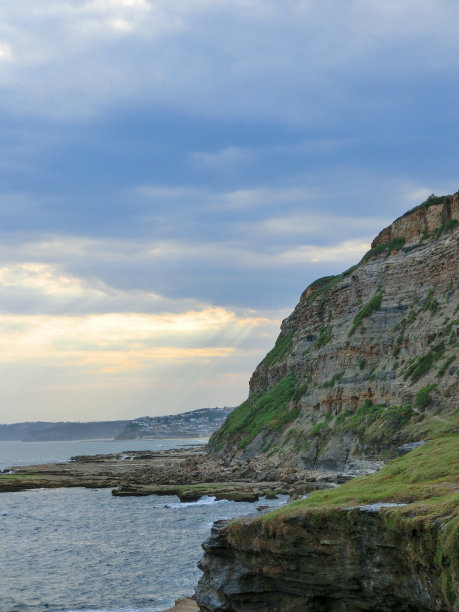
[{"xmin": 0, "ymin": 445, "xmax": 378, "ymax": 499}]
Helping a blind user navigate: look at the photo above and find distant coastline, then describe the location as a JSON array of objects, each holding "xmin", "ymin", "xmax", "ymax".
[{"xmin": 0, "ymin": 407, "xmax": 233, "ymax": 443}]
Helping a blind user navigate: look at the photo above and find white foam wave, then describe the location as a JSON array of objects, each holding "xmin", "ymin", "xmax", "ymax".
[{"xmin": 165, "ymin": 495, "xmax": 226, "ymax": 509}]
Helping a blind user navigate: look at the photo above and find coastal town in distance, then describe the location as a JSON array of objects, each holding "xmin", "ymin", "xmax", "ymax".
[{"xmin": 0, "ymin": 407, "xmax": 234, "ymax": 443}]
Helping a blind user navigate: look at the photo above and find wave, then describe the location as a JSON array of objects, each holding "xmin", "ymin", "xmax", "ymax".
[{"xmin": 163, "ymin": 495, "xmax": 226, "ymax": 509}]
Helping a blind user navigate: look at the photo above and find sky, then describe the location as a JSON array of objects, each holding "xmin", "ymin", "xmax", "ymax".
[{"xmin": 0, "ymin": 0, "xmax": 458, "ymax": 423}]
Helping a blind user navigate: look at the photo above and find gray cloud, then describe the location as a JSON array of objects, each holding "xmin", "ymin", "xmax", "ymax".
[
  {"xmin": 0, "ymin": 1, "xmax": 458, "ymax": 422},
  {"xmin": 1, "ymin": 1, "xmax": 459, "ymax": 121}
]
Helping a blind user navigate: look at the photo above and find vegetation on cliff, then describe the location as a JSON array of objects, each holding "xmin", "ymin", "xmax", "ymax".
[
  {"xmin": 211, "ymin": 373, "xmax": 301, "ymax": 451},
  {"xmin": 209, "ymin": 194, "xmax": 458, "ymax": 466},
  {"xmin": 218, "ymin": 437, "xmax": 458, "ymax": 610},
  {"xmin": 198, "ymin": 195, "xmax": 458, "ymax": 612},
  {"xmin": 260, "ymin": 436, "xmax": 458, "ymax": 519}
]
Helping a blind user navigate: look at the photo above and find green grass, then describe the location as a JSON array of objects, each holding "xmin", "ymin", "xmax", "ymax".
[
  {"xmin": 403, "ymin": 343, "xmax": 446, "ymax": 383},
  {"xmin": 398, "ymin": 193, "xmax": 449, "ymax": 220},
  {"xmin": 338, "ymin": 400, "xmax": 414, "ymax": 443},
  {"xmin": 0, "ymin": 474, "xmax": 37, "ymax": 481},
  {"xmin": 349, "ymin": 292, "xmax": 383, "ymax": 336},
  {"xmin": 437, "ymin": 355, "xmax": 456, "ymax": 377},
  {"xmin": 335, "ymin": 409, "xmax": 351, "ymax": 426},
  {"xmin": 315, "ymin": 325, "xmax": 332, "ymax": 349},
  {"xmin": 262, "ymin": 331, "xmax": 294, "ymax": 367},
  {"xmin": 292, "ymin": 381, "xmax": 309, "ymax": 402},
  {"xmin": 435, "ymin": 218, "xmax": 459, "ymax": 239},
  {"xmin": 423, "ymin": 289, "xmax": 440, "ymax": 315},
  {"xmin": 254, "ymin": 437, "xmax": 459, "ymax": 529},
  {"xmin": 209, "ymin": 373, "xmax": 299, "ymax": 450},
  {"xmin": 226, "ymin": 437, "xmax": 459, "ymax": 607},
  {"xmin": 302, "ymin": 266, "xmax": 357, "ymax": 304},
  {"xmin": 414, "ymin": 384, "xmax": 437, "ymax": 410},
  {"xmin": 322, "ymin": 371, "xmax": 345, "ymax": 388},
  {"xmin": 310, "ymin": 422, "xmax": 328, "ymax": 436},
  {"xmin": 361, "ymin": 237, "xmax": 406, "ymax": 262}
]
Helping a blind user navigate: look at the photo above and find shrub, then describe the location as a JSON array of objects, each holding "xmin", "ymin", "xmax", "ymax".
[
  {"xmin": 423, "ymin": 289, "xmax": 440, "ymax": 315},
  {"xmin": 399, "ymin": 193, "xmax": 447, "ymax": 220},
  {"xmin": 315, "ymin": 325, "xmax": 333, "ymax": 349},
  {"xmin": 322, "ymin": 371, "xmax": 345, "ymax": 388},
  {"xmin": 262, "ymin": 331, "xmax": 294, "ymax": 367},
  {"xmin": 340, "ymin": 400, "xmax": 414, "ymax": 440},
  {"xmin": 361, "ymin": 237, "xmax": 405, "ymax": 262},
  {"xmin": 435, "ymin": 218, "xmax": 459, "ymax": 239},
  {"xmin": 437, "ymin": 355, "xmax": 456, "ymax": 377},
  {"xmin": 414, "ymin": 384, "xmax": 437, "ymax": 410},
  {"xmin": 310, "ymin": 422, "xmax": 328, "ymax": 436},
  {"xmin": 349, "ymin": 292, "xmax": 383, "ymax": 336},
  {"xmin": 293, "ymin": 382, "xmax": 309, "ymax": 402},
  {"xmin": 335, "ymin": 409, "xmax": 351, "ymax": 426},
  {"xmin": 302, "ymin": 266, "xmax": 358, "ymax": 304},
  {"xmin": 404, "ymin": 343, "xmax": 445, "ymax": 383}
]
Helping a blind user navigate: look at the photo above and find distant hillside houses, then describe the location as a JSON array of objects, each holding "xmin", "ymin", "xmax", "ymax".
[{"xmin": 116, "ymin": 407, "xmax": 234, "ymax": 440}]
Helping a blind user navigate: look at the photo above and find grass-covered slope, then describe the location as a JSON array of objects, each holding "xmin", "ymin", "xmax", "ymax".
[
  {"xmin": 209, "ymin": 194, "xmax": 458, "ymax": 465},
  {"xmin": 261, "ymin": 436, "xmax": 458, "ymax": 519},
  {"xmin": 210, "ymin": 373, "xmax": 305, "ymax": 451},
  {"xmin": 223, "ymin": 436, "xmax": 459, "ymax": 609}
]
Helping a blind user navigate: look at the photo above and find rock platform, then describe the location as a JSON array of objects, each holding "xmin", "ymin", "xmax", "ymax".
[{"xmin": 0, "ymin": 445, "xmax": 375, "ymax": 500}]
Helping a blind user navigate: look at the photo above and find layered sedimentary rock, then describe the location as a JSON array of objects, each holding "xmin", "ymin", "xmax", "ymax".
[
  {"xmin": 209, "ymin": 194, "xmax": 458, "ymax": 470},
  {"xmin": 196, "ymin": 505, "xmax": 453, "ymax": 612},
  {"xmin": 197, "ymin": 426, "xmax": 458, "ymax": 611},
  {"xmin": 196, "ymin": 194, "xmax": 459, "ymax": 612}
]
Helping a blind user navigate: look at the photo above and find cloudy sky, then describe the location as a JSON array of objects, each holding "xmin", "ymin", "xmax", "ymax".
[{"xmin": 0, "ymin": 0, "xmax": 458, "ymax": 423}]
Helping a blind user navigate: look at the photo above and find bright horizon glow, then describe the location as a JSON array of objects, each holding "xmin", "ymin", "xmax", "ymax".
[{"xmin": 0, "ymin": 1, "xmax": 457, "ymax": 422}]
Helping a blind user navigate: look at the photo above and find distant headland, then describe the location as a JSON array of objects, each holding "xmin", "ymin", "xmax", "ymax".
[{"xmin": 0, "ymin": 407, "xmax": 234, "ymax": 442}]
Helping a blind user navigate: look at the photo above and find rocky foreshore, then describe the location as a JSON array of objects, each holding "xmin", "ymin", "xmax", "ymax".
[
  {"xmin": 0, "ymin": 445, "xmax": 382, "ymax": 500},
  {"xmin": 194, "ymin": 437, "xmax": 458, "ymax": 612}
]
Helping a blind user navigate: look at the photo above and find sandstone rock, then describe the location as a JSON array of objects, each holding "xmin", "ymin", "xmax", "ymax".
[
  {"xmin": 195, "ymin": 510, "xmax": 454, "ymax": 611},
  {"xmin": 209, "ymin": 198, "xmax": 458, "ymax": 471}
]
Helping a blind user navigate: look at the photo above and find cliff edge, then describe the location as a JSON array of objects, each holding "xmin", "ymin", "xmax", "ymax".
[
  {"xmin": 196, "ymin": 193, "xmax": 459, "ymax": 611},
  {"xmin": 196, "ymin": 436, "xmax": 458, "ymax": 611},
  {"xmin": 209, "ymin": 194, "xmax": 458, "ymax": 470}
]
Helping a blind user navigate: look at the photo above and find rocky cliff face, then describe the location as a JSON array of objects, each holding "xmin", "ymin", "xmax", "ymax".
[
  {"xmin": 209, "ymin": 194, "xmax": 458, "ymax": 470},
  {"xmin": 195, "ymin": 434, "xmax": 458, "ymax": 611},
  {"xmin": 197, "ymin": 514, "xmax": 445, "ymax": 612}
]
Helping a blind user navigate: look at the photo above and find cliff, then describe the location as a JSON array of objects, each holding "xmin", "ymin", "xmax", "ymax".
[
  {"xmin": 196, "ymin": 436, "xmax": 458, "ymax": 611},
  {"xmin": 196, "ymin": 193, "xmax": 459, "ymax": 611},
  {"xmin": 209, "ymin": 194, "xmax": 458, "ymax": 470}
]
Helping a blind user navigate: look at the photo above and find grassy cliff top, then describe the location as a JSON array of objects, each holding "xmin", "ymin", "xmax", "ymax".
[
  {"xmin": 263, "ymin": 436, "xmax": 458, "ymax": 522},
  {"xmin": 225, "ymin": 436, "xmax": 459, "ymax": 609}
]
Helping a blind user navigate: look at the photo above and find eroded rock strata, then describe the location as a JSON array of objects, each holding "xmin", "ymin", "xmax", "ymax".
[
  {"xmin": 210, "ymin": 195, "xmax": 458, "ymax": 469},
  {"xmin": 196, "ymin": 436, "xmax": 458, "ymax": 611},
  {"xmin": 197, "ymin": 195, "xmax": 459, "ymax": 612},
  {"xmin": 197, "ymin": 511, "xmax": 447, "ymax": 612}
]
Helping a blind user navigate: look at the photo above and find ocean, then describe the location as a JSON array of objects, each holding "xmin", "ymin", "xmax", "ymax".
[
  {"xmin": 0, "ymin": 440, "xmax": 288, "ymax": 612},
  {"xmin": 0, "ymin": 438, "xmax": 210, "ymax": 471}
]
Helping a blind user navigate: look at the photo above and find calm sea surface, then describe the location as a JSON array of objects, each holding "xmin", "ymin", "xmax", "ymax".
[
  {"xmin": 0, "ymin": 440, "xmax": 288, "ymax": 612},
  {"xmin": 0, "ymin": 438, "xmax": 210, "ymax": 471}
]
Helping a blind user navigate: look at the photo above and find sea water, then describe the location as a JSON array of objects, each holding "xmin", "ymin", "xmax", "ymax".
[
  {"xmin": 0, "ymin": 441, "xmax": 288, "ymax": 612},
  {"xmin": 0, "ymin": 438, "xmax": 210, "ymax": 470}
]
